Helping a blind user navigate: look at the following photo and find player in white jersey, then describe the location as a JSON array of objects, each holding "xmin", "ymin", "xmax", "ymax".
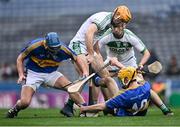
[
  {"xmin": 99, "ymin": 28, "xmax": 147, "ymax": 70},
  {"xmin": 61, "ymin": 6, "xmax": 131, "ymax": 117},
  {"xmin": 93, "ymin": 21, "xmax": 173, "ymax": 116},
  {"xmin": 69, "ymin": 11, "xmax": 112, "ymax": 55}
]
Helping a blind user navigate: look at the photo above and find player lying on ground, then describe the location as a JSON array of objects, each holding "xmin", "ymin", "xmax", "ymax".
[
  {"xmin": 80, "ymin": 67, "xmax": 173, "ymax": 116},
  {"xmin": 92, "ymin": 60, "xmax": 173, "ymax": 116},
  {"xmin": 6, "ymin": 32, "xmax": 88, "ymax": 118}
]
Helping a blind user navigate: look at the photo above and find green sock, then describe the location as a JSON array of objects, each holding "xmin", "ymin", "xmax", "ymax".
[
  {"xmin": 67, "ymin": 99, "xmax": 74, "ymax": 106},
  {"xmin": 160, "ymin": 103, "xmax": 169, "ymax": 113}
]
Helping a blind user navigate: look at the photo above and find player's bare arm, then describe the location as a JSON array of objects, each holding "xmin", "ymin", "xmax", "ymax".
[
  {"xmin": 85, "ymin": 23, "xmax": 98, "ymax": 63},
  {"xmin": 80, "ymin": 102, "xmax": 106, "ymax": 113},
  {"xmin": 16, "ymin": 54, "xmax": 26, "ymax": 84},
  {"xmin": 139, "ymin": 49, "xmax": 150, "ymax": 66},
  {"xmin": 75, "ymin": 56, "xmax": 89, "ymax": 77},
  {"xmin": 93, "ymin": 42, "xmax": 104, "ymax": 62},
  {"xmin": 109, "ymin": 57, "xmax": 125, "ymax": 69}
]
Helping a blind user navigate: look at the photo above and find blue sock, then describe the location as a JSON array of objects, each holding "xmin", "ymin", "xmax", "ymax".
[
  {"xmin": 82, "ymin": 103, "xmax": 87, "ymax": 106},
  {"xmin": 94, "ymin": 76, "xmax": 101, "ymax": 87}
]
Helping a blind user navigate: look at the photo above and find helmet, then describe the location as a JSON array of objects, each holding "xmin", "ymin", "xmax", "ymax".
[
  {"xmin": 118, "ymin": 66, "xmax": 137, "ymax": 89},
  {"xmin": 112, "ymin": 5, "xmax": 132, "ymax": 23},
  {"xmin": 45, "ymin": 32, "xmax": 61, "ymax": 52}
]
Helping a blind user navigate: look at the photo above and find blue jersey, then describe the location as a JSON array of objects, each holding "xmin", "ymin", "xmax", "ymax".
[
  {"xmin": 20, "ymin": 38, "xmax": 77, "ymax": 73},
  {"xmin": 106, "ymin": 82, "xmax": 151, "ymax": 116}
]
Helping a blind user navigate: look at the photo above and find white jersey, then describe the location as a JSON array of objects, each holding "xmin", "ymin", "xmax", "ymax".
[
  {"xmin": 99, "ymin": 29, "xmax": 146, "ymax": 68},
  {"xmin": 69, "ymin": 12, "xmax": 112, "ymax": 54}
]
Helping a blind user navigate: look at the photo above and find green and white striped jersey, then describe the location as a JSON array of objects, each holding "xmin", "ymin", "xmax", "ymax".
[
  {"xmin": 70, "ymin": 12, "xmax": 112, "ymax": 45},
  {"xmin": 99, "ymin": 28, "xmax": 147, "ymax": 66}
]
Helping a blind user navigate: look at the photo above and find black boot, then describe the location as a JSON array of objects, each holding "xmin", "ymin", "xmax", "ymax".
[
  {"xmin": 6, "ymin": 107, "xmax": 19, "ymax": 118},
  {"xmin": 163, "ymin": 108, "xmax": 174, "ymax": 116},
  {"xmin": 60, "ymin": 102, "xmax": 74, "ymax": 117}
]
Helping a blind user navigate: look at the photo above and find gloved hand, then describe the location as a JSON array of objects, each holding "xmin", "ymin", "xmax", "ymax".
[{"xmin": 137, "ymin": 64, "xmax": 144, "ymax": 73}]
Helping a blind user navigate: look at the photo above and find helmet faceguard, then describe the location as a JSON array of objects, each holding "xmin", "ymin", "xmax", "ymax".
[
  {"xmin": 118, "ymin": 67, "xmax": 137, "ymax": 89},
  {"xmin": 45, "ymin": 32, "xmax": 61, "ymax": 53}
]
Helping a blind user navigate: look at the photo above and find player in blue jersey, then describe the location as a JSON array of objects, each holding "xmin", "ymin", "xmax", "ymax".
[
  {"xmin": 80, "ymin": 67, "xmax": 172, "ymax": 116},
  {"xmin": 6, "ymin": 32, "xmax": 88, "ymax": 118}
]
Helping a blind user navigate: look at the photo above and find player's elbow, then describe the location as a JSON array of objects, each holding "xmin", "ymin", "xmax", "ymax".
[
  {"xmin": 16, "ymin": 54, "xmax": 24, "ymax": 64},
  {"xmin": 144, "ymin": 49, "xmax": 151, "ymax": 58},
  {"xmin": 98, "ymin": 103, "xmax": 106, "ymax": 110},
  {"xmin": 85, "ymin": 24, "xmax": 98, "ymax": 37}
]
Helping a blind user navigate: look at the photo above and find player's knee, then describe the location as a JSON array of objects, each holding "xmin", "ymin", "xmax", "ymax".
[
  {"xmin": 101, "ymin": 77, "xmax": 112, "ymax": 87},
  {"xmin": 104, "ymin": 77, "xmax": 113, "ymax": 83}
]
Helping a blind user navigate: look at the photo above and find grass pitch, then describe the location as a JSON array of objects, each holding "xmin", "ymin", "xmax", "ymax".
[{"xmin": 0, "ymin": 107, "xmax": 180, "ymax": 126}]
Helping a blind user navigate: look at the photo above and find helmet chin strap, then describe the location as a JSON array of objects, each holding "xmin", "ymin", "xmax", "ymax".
[{"xmin": 122, "ymin": 70, "xmax": 136, "ymax": 89}]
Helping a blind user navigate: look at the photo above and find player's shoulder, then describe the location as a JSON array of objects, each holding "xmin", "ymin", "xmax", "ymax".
[
  {"xmin": 91, "ymin": 12, "xmax": 112, "ymax": 22},
  {"xmin": 28, "ymin": 38, "xmax": 45, "ymax": 46},
  {"xmin": 143, "ymin": 81, "xmax": 151, "ymax": 90},
  {"xmin": 124, "ymin": 29, "xmax": 140, "ymax": 40},
  {"xmin": 124, "ymin": 29, "xmax": 136, "ymax": 36},
  {"xmin": 117, "ymin": 88, "xmax": 131, "ymax": 97},
  {"xmin": 100, "ymin": 28, "xmax": 112, "ymax": 38},
  {"xmin": 92, "ymin": 12, "xmax": 111, "ymax": 17},
  {"xmin": 21, "ymin": 38, "xmax": 45, "ymax": 53},
  {"xmin": 60, "ymin": 43, "xmax": 76, "ymax": 54},
  {"xmin": 60, "ymin": 42, "xmax": 70, "ymax": 49},
  {"xmin": 23, "ymin": 38, "xmax": 44, "ymax": 50},
  {"xmin": 137, "ymin": 81, "xmax": 151, "ymax": 92}
]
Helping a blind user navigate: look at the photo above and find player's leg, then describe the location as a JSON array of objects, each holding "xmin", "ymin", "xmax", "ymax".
[
  {"xmin": 52, "ymin": 72, "xmax": 87, "ymax": 117},
  {"xmin": 150, "ymin": 89, "xmax": 174, "ymax": 116},
  {"xmin": 61, "ymin": 54, "xmax": 89, "ymax": 117},
  {"xmin": 89, "ymin": 83, "xmax": 100, "ymax": 105},
  {"xmin": 100, "ymin": 87, "xmax": 112, "ymax": 101},
  {"xmin": 88, "ymin": 65, "xmax": 101, "ymax": 105},
  {"xmin": 6, "ymin": 69, "xmax": 41, "ymax": 118},
  {"xmin": 92, "ymin": 74, "xmax": 112, "ymax": 100},
  {"xmin": 6, "ymin": 86, "xmax": 35, "ymax": 118},
  {"xmin": 60, "ymin": 60, "xmax": 81, "ymax": 116},
  {"xmin": 136, "ymin": 73, "xmax": 174, "ymax": 116},
  {"xmin": 91, "ymin": 53, "xmax": 119, "ymax": 97},
  {"xmin": 63, "ymin": 40, "xmax": 89, "ymax": 116}
]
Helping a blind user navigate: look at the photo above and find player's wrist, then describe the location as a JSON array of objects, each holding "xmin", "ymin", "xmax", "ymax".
[
  {"xmin": 138, "ymin": 64, "xmax": 143, "ymax": 68},
  {"xmin": 137, "ymin": 64, "xmax": 144, "ymax": 73}
]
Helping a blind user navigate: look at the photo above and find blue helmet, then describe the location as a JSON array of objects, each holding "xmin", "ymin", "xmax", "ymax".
[{"xmin": 45, "ymin": 32, "xmax": 61, "ymax": 48}]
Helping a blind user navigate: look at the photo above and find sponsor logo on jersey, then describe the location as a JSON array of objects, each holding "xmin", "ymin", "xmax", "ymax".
[{"xmin": 107, "ymin": 41, "xmax": 132, "ymax": 54}]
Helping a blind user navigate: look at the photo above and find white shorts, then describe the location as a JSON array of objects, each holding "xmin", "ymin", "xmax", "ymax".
[
  {"xmin": 23, "ymin": 69, "xmax": 63, "ymax": 91},
  {"xmin": 68, "ymin": 41, "xmax": 87, "ymax": 55}
]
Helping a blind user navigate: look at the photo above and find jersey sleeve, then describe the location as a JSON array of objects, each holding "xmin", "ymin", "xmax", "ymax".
[
  {"xmin": 98, "ymin": 28, "xmax": 112, "ymax": 48},
  {"xmin": 98, "ymin": 37, "xmax": 106, "ymax": 49},
  {"xmin": 61, "ymin": 45, "xmax": 77, "ymax": 61},
  {"xmin": 20, "ymin": 39, "xmax": 44, "ymax": 59},
  {"xmin": 105, "ymin": 92, "xmax": 127, "ymax": 110},
  {"xmin": 125, "ymin": 29, "xmax": 147, "ymax": 54},
  {"xmin": 91, "ymin": 12, "xmax": 112, "ymax": 30},
  {"xmin": 20, "ymin": 42, "xmax": 35, "ymax": 59}
]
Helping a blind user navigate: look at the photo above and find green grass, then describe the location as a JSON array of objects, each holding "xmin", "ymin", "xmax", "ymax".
[{"xmin": 0, "ymin": 107, "xmax": 180, "ymax": 126}]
